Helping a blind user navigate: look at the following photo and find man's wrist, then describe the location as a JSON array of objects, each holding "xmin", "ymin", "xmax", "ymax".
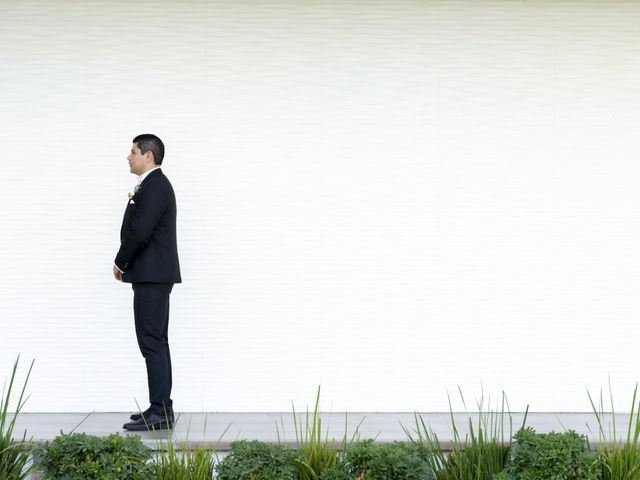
[{"xmin": 114, "ymin": 264, "xmax": 125, "ymax": 274}]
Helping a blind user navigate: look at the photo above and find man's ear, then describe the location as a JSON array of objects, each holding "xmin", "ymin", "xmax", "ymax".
[{"xmin": 144, "ymin": 151, "xmax": 155, "ymax": 164}]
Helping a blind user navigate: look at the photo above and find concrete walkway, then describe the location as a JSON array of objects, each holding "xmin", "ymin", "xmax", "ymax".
[{"xmin": 11, "ymin": 411, "xmax": 627, "ymax": 451}]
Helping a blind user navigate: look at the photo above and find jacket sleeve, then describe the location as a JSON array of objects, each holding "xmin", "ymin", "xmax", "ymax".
[{"xmin": 114, "ymin": 183, "xmax": 167, "ymax": 270}]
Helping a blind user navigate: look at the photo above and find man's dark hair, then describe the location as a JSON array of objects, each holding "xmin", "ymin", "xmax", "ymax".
[{"xmin": 133, "ymin": 133, "xmax": 165, "ymax": 165}]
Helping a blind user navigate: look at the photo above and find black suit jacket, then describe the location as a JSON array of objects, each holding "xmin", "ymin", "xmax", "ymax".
[{"xmin": 115, "ymin": 169, "xmax": 182, "ymax": 284}]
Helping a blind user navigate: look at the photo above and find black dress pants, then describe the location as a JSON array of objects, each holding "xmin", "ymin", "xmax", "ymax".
[{"xmin": 132, "ymin": 282, "xmax": 174, "ymax": 416}]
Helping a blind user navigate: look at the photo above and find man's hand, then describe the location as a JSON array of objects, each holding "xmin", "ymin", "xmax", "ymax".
[{"xmin": 113, "ymin": 265, "xmax": 123, "ymax": 281}]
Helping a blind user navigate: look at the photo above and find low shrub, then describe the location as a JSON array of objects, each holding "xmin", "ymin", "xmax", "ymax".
[
  {"xmin": 39, "ymin": 433, "xmax": 152, "ymax": 480},
  {"xmin": 346, "ymin": 440, "xmax": 432, "ymax": 480},
  {"xmin": 318, "ymin": 463, "xmax": 351, "ymax": 480},
  {"xmin": 214, "ymin": 440, "xmax": 299, "ymax": 480},
  {"xmin": 504, "ymin": 427, "xmax": 601, "ymax": 480},
  {"xmin": 492, "ymin": 472, "xmax": 511, "ymax": 480}
]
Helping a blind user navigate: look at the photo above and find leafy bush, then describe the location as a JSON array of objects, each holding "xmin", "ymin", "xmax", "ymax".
[
  {"xmin": 0, "ymin": 357, "xmax": 35, "ymax": 480},
  {"xmin": 214, "ymin": 440, "xmax": 299, "ymax": 480},
  {"xmin": 318, "ymin": 462, "xmax": 351, "ymax": 480},
  {"xmin": 505, "ymin": 427, "xmax": 601, "ymax": 480},
  {"xmin": 39, "ymin": 433, "xmax": 152, "ymax": 480},
  {"xmin": 346, "ymin": 440, "xmax": 432, "ymax": 480},
  {"xmin": 492, "ymin": 472, "xmax": 512, "ymax": 480}
]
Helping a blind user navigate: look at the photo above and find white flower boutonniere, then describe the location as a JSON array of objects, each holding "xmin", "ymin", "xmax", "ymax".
[{"xmin": 128, "ymin": 184, "xmax": 141, "ymax": 200}]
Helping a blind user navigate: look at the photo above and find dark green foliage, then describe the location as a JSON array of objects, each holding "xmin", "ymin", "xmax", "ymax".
[
  {"xmin": 505, "ymin": 427, "xmax": 601, "ymax": 480},
  {"xmin": 39, "ymin": 433, "xmax": 152, "ymax": 480},
  {"xmin": 214, "ymin": 440, "xmax": 299, "ymax": 480},
  {"xmin": 346, "ymin": 440, "xmax": 432, "ymax": 480},
  {"xmin": 491, "ymin": 472, "xmax": 512, "ymax": 480},
  {"xmin": 318, "ymin": 462, "xmax": 352, "ymax": 480}
]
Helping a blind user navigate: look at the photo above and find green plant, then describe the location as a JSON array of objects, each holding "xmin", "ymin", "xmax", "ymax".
[
  {"xmin": 214, "ymin": 440, "xmax": 299, "ymax": 480},
  {"xmin": 154, "ymin": 446, "xmax": 214, "ymax": 480},
  {"xmin": 346, "ymin": 440, "xmax": 432, "ymax": 480},
  {"xmin": 318, "ymin": 462, "xmax": 351, "ymax": 480},
  {"xmin": 505, "ymin": 427, "xmax": 601, "ymax": 480},
  {"xmin": 492, "ymin": 472, "xmax": 512, "ymax": 480},
  {"xmin": 286, "ymin": 386, "xmax": 362, "ymax": 480},
  {"xmin": 404, "ymin": 389, "xmax": 520, "ymax": 480},
  {"xmin": 39, "ymin": 432, "xmax": 152, "ymax": 479},
  {"xmin": 0, "ymin": 357, "xmax": 35, "ymax": 480},
  {"xmin": 152, "ymin": 413, "xmax": 221, "ymax": 480},
  {"xmin": 293, "ymin": 387, "xmax": 338, "ymax": 480},
  {"xmin": 589, "ymin": 381, "xmax": 640, "ymax": 480}
]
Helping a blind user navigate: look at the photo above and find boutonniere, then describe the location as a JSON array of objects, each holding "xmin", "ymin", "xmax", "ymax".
[
  {"xmin": 128, "ymin": 184, "xmax": 141, "ymax": 204},
  {"xmin": 128, "ymin": 184, "xmax": 141, "ymax": 199}
]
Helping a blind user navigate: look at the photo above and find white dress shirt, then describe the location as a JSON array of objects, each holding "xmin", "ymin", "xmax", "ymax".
[{"xmin": 137, "ymin": 166, "xmax": 161, "ymax": 185}]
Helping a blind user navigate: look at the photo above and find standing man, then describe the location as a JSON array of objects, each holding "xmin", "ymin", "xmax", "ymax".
[{"xmin": 114, "ymin": 134, "xmax": 181, "ymax": 431}]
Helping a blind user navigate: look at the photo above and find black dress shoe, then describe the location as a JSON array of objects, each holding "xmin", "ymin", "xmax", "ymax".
[
  {"xmin": 123, "ymin": 412, "xmax": 174, "ymax": 431},
  {"xmin": 130, "ymin": 408, "xmax": 152, "ymax": 421},
  {"xmin": 130, "ymin": 408, "xmax": 175, "ymax": 422}
]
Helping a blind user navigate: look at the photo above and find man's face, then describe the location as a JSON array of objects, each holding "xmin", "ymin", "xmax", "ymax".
[{"xmin": 127, "ymin": 143, "xmax": 151, "ymax": 175}]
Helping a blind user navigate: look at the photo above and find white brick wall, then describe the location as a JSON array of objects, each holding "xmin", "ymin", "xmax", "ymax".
[{"xmin": 1, "ymin": 0, "xmax": 640, "ymax": 412}]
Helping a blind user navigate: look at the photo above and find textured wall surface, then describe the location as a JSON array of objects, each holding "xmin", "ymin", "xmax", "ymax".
[{"xmin": 1, "ymin": 0, "xmax": 640, "ymax": 412}]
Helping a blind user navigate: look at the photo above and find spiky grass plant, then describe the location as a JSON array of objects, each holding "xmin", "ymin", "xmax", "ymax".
[
  {"xmin": 282, "ymin": 386, "xmax": 362, "ymax": 480},
  {"xmin": 588, "ymin": 381, "xmax": 640, "ymax": 480},
  {"xmin": 151, "ymin": 409, "xmax": 228, "ymax": 480},
  {"xmin": 404, "ymin": 388, "xmax": 525, "ymax": 480},
  {"xmin": 155, "ymin": 445, "xmax": 215, "ymax": 480},
  {"xmin": 0, "ymin": 357, "xmax": 34, "ymax": 480}
]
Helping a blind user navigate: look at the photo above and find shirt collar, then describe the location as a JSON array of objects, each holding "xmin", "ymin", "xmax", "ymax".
[{"xmin": 137, "ymin": 166, "xmax": 161, "ymax": 184}]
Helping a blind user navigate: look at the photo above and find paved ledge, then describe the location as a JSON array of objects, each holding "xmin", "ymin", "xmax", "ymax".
[{"xmin": 11, "ymin": 412, "xmax": 629, "ymax": 451}]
